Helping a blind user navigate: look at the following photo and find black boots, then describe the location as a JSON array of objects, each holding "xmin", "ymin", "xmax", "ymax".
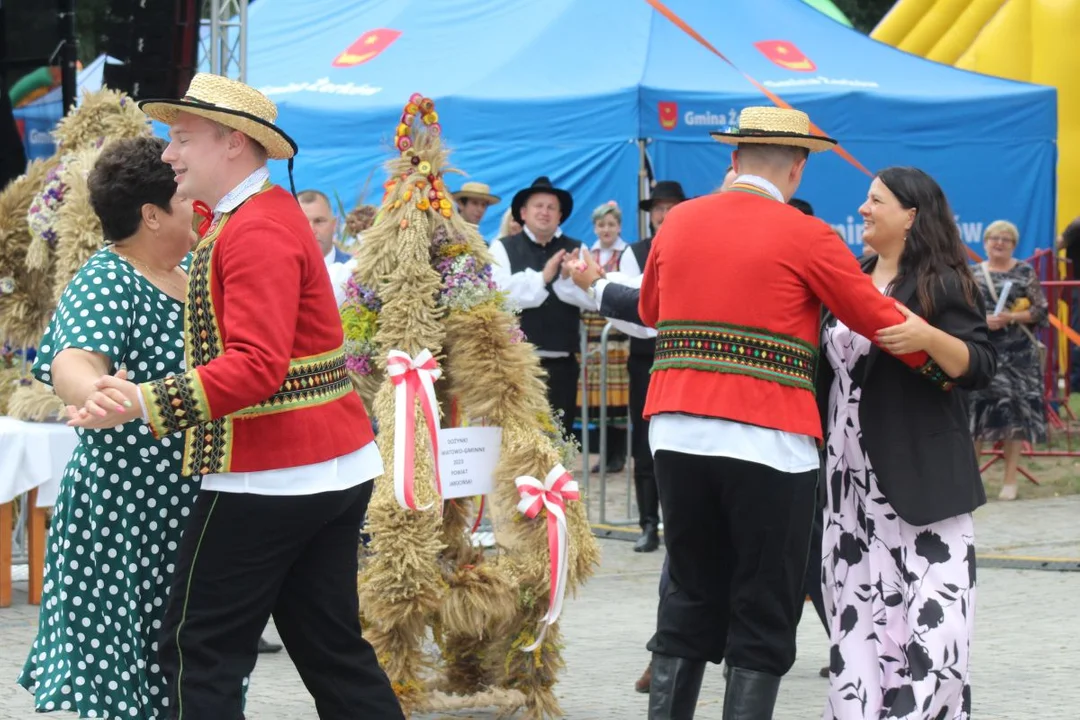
[
  {"xmin": 634, "ymin": 523, "xmax": 660, "ymax": 553},
  {"xmin": 647, "ymin": 654, "xmax": 706, "ymax": 719},
  {"xmin": 633, "ymin": 469, "xmax": 661, "ymax": 552},
  {"xmin": 722, "ymin": 667, "xmax": 781, "ymax": 720}
]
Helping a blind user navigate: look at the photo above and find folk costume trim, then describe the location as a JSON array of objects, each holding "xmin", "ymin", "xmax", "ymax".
[
  {"xmin": 727, "ymin": 182, "xmax": 779, "ymax": 201},
  {"xmin": 235, "ymin": 348, "xmax": 353, "ymax": 418},
  {"xmin": 141, "ymin": 371, "xmax": 212, "ymax": 441},
  {"xmin": 141, "ymin": 212, "xmax": 235, "ymax": 474},
  {"xmin": 916, "ymin": 357, "xmax": 955, "ymax": 391},
  {"xmin": 653, "ymin": 320, "xmax": 818, "ymax": 393}
]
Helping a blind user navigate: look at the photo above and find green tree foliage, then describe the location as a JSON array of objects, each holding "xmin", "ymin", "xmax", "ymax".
[{"xmin": 831, "ymin": 0, "xmax": 896, "ymax": 33}]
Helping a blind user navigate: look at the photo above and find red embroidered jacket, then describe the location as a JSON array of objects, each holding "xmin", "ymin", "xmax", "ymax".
[
  {"xmin": 139, "ymin": 186, "xmax": 374, "ymax": 475},
  {"xmin": 638, "ymin": 189, "xmax": 949, "ymax": 442}
]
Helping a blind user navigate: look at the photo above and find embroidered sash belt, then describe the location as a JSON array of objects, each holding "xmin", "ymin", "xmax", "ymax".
[
  {"xmin": 653, "ymin": 321, "xmax": 817, "ymax": 393},
  {"xmin": 237, "ymin": 348, "xmax": 353, "ymax": 417}
]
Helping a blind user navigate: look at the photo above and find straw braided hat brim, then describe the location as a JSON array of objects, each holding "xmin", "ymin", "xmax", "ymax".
[
  {"xmin": 138, "ymin": 74, "xmax": 296, "ymax": 159},
  {"xmin": 709, "ymin": 106, "xmax": 837, "ymax": 154},
  {"xmin": 710, "ymin": 129, "xmax": 837, "ymax": 154},
  {"xmin": 453, "ymin": 190, "xmax": 501, "ymax": 205},
  {"xmin": 139, "ymin": 99, "xmax": 298, "ymax": 160}
]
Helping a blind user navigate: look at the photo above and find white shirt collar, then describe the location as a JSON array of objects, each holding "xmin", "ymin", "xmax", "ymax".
[
  {"xmin": 214, "ymin": 166, "xmax": 272, "ymax": 215},
  {"xmin": 523, "ymin": 225, "xmax": 564, "ymax": 245},
  {"xmin": 324, "ymin": 247, "xmax": 335, "ymax": 264},
  {"xmin": 733, "ymin": 174, "xmax": 784, "ymax": 202},
  {"xmin": 591, "ymin": 237, "xmax": 628, "ymax": 252}
]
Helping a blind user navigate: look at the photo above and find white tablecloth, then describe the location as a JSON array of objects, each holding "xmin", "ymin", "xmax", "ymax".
[{"xmin": 0, "ymin": 416, "xmax": 78, "ymax": 508}]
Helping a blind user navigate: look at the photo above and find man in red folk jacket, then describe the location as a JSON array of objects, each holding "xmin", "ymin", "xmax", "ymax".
[
  {"xmin": 70, "ymin": 73, "xmax": 403, "ymax": 719},
  {"xmin": 638, "ymin": 106, "xmax": 948, "ymax": 719}
]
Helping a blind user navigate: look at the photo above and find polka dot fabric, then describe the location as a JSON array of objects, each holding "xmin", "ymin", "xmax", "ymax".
[{"xmin": 18, "ymin": 248, "xmax": 198, "ymax": 719}]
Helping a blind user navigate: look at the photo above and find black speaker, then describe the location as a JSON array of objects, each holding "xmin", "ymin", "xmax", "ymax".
[
  {"xmin": 1, "ymin": 0, "xmax": 61, "ymax": 92},
  {"xmin": 0, "ymin": 1, "xmax": 29, "ymax": 184},
  {"xmin": 101, "ymin": 0, "xmax": 201, "ymax": 100}
]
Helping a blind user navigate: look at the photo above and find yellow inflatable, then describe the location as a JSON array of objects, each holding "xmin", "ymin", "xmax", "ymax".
[{"xmin": 872, "ymin": 0, "xmax": 1080, "ymax": 235}]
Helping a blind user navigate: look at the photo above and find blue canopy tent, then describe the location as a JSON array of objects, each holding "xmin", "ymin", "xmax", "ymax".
[{"xmin": 243, "ymin": 0, "xmax": 1056, "ymax": 257}]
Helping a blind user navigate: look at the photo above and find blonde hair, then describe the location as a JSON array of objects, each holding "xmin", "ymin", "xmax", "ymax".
[
  {"xmin": 496, "ymin": 207, "xmax": 520, "ymax": 238},
  {"xmin": 591, "ymin": 200, "xmax": 622, "ymax": 224},
  {"xmin": 984, "ymin": 219, "xmax": 1019, "ymax": 245}
]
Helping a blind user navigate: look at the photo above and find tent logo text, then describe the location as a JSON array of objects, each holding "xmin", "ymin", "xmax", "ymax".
[
  {"xmin": 332, "ymin": 29, "xmax": 402, "ymax": 68},
  {"xmin": 659, "ymin": 102, "xmax": 678, "ymax": 130},
  {"xmin": 754, "ymin": 40, "xmax": 816, "ymax": 72}
]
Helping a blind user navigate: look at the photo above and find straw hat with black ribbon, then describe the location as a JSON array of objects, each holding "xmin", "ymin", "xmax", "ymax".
[
  {"xmin": 710, "ymin": 106, "xmax": 837, "ymax": 154},
  {"xmin": 138, "ymin": 73, "xmax": 299, "ymax": 194},
  {"xmin": 452, "ymin": 181, "xmax": 501, "ymax": 206}
]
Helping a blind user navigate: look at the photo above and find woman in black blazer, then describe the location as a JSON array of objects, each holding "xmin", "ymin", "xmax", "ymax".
[{"xmin": 815, "ymin": 167, "xmax": 995, "ymax": 720}]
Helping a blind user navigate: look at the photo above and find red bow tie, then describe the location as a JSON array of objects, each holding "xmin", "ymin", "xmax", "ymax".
[{"xmin": 193, "ymin": 200, "xmax": 213, "ymax": 237}]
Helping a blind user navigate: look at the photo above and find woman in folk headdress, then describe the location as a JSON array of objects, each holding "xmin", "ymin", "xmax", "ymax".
[{"xmin": 575, "ymin": 201, "xmax": 633, "ymax": 473}]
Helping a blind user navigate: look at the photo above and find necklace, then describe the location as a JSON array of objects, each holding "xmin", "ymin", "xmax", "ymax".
[{"xmin": 110, "ymin": 247, "xmax": 187, "ymax": 298}]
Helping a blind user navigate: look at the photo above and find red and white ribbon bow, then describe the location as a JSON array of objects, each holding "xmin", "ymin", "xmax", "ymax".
[
  {"xmin": 192, "ymin": 200, "xmax": 214, "ymax": 238},
  {"xmin": 386, "ymin": 349, "xmax": 443, "ymax": 511},
  {"xmin": 515, "ymin": 463, "xmax": 580, "ymax": 651}
]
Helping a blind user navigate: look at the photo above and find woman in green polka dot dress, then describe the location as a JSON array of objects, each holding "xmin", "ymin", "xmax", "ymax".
[{"xmin": 17, "ymin": 136, "xmax": 199, "ymax": 718}]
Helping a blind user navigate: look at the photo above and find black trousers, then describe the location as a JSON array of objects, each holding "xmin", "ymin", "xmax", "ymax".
[
  {"xmin": 648, "ymin": 451, "xmax": 817, "ymax": 675},
  {"xmin": 158, "ymin": 482, "xmax": 403, "ymax": 720},
  {"xmin": 628, "ymin": 353, "xmax": 659, "ymax": 530},
  {"xmin": 541, "ymin": 355, "xmax": 580, "ymax": 437}
]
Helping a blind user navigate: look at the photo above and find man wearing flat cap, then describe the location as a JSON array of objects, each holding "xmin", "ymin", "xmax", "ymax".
[
  {"xmin": 453, "ymin": 180, "xmax": 500, "ymax": 226},
  {"xmin": 638, "ymin": 106, "xmax": 946, "ymax": 719},
  {"xmin": 489, "ymin": 175, "xmax": 584, "ymax": 434},
  {"xmin": 70, "ymin": 73, "xmax": 402, "ymax": 718}
]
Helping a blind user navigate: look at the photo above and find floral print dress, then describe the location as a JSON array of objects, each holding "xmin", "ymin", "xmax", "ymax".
[
  {"xmin": 968, "ymin": 260, "xmax": 1048, "ymax": 443},
  {"xmin": 820, "ymin": 313, "xmax": 976, "ymax": 720}
]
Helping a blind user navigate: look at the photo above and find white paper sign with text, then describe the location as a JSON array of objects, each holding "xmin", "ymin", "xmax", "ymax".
[{"xmin": 438, "ymin": 426, "xmax": 502, "ymax": 499}]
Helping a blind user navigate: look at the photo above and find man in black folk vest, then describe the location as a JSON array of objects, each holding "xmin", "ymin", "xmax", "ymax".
[
  {"xmin": 627, "ymin": 180, "xmax": 688, "ymax": 553},
  {"xmin": 489, "ymin": 176, "xmax": 584, "ymax": 434}
]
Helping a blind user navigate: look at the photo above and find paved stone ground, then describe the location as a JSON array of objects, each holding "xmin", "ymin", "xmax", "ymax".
[{"xmin": 1, "ymin": 495, "xmax": 1077, "ymax": 719}]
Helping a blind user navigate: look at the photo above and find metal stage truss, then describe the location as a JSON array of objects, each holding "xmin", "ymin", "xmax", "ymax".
[{"xmin": 201, "ymin": 0, "xmax": 247, "ymax": 81}]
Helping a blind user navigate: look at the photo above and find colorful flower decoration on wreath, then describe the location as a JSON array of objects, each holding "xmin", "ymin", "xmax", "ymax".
[
  {"xmin": 27, "ymin": 162, "xmax": 68, "ymax": 251},
  {"xmin": 385, "ymin": 93, "xmax": 454, "ymax": 219}
]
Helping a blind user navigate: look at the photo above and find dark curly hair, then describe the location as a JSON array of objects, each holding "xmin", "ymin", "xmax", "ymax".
[{"xmin": 87, "ymin": 136, "xmax": 176, "ymax": 243}]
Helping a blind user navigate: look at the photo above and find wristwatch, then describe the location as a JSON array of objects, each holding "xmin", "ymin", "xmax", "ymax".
[{"xmin": 586, "ymin": 277, "xmax": 602, "ymax": 301}]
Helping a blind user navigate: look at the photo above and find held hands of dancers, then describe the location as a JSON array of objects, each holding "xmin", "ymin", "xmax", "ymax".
[
  {"xmin": 566, "ymin": 247, "xmax": 605, "ymax": 290},
  {"xmin": 65, "ymin": 367, "xmax": 143, "ymax": 429},
  {"xmin": 874, "ymin": 302, "xmax": 937, "ymax": 355}
]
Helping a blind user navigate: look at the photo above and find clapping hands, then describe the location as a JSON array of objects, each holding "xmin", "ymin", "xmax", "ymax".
[{"xmin": 66, "ymin": 367, "xmax": 143, "ymax": 429}]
